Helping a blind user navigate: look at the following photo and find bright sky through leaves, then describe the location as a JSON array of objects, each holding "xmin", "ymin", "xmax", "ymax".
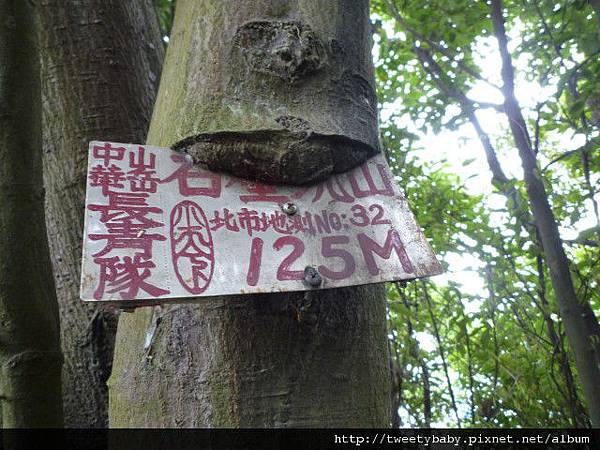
[{"xmin": 374, "ymin": 3, "xmax": 600, "ymax": 427}]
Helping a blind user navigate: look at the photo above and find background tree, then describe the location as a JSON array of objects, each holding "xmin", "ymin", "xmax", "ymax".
[
  {"xmin": 38, "ymin": 0, "xmax": 164, "ymax": 427},
  {"xmin": 0, "ymin": 0, "xmax": 63, "ymax": 428}
]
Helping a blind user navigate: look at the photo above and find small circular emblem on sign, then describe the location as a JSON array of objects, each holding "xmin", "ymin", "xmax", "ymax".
[{"xmin": 170, "ymin": 200, "xmax": 215, "ymax": 295}]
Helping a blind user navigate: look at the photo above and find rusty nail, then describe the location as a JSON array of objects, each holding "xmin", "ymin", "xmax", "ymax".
[
  {"xmin": 281, "ymin": 202, "xmax": 298, "ymax": 216},
  {"xmin": 303, "ymin": 266, "xmax": 322, "ymax": 287}
]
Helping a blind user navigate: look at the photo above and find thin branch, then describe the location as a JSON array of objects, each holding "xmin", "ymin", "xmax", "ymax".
[
  {"xmin": 542, "ymin": 147, "xmax": 582, "ymax": 171},
  {"xmin": 458, "ymin": 297, "xmax": 476, "ymax": 426},
  {"xmin": 484, "ymin": 265, "xmax": 500, "ymax": 406},
  {"xmin": 533, "ymin": 102, "xmax": 545, "ymax": 155},
  {"xmin": 422, "ymin": 284, "xmax": 462, "ymax": 428},
  {"xmin": 394, "ymin": 283, "xmax": 432, "ymax": 428}
]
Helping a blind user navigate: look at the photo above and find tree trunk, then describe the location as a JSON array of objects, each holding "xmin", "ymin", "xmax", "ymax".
[
  {"xmin": 0, "ymin": 0, "xmax": 63, "ymax": 427},
  {"xmin": 109, "ymin": 0, "xmax": 390, "ymax": 427},
  {"xmin": 491, "ymin": 0, "xmax": 600, "ymax": 426},
  {"xmin": 536, "ymin": 256, "xmax": 587, "ymax": 427},
  {"xmin": 38, "ymin": 0, "xmax": 164, "ymax": 427}
]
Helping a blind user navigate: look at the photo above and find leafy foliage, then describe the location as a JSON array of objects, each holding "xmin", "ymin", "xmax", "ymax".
[
  {"xmin": 154, "ymin": 0, "xmax": 176, "ymax": 41},
  {"xmin": 375, "ymin": 0, "xmax": 600, "ymax": 427}
]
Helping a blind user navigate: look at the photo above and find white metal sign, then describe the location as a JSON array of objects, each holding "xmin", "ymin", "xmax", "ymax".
[{"xmin": 80, "ymin": 141, "xmax": 442, "ymax": 304}]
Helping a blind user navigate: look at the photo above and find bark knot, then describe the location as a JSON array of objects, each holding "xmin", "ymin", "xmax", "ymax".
[{"xmin": 234, "ymin": 20, "xmax": 325, "ymax": 83}]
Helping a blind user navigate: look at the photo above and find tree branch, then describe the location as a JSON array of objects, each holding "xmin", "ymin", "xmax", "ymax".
[{"xmin": 422, "ymin": 284, "xmax": 462, "ymax": 428}]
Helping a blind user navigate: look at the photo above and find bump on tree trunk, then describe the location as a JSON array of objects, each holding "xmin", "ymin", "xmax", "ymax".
[
  {"xmin": 153, "ymin": 0, "xmax": 381, "ymax": 185},
  {"xmin": 109, "ymin": 0, "xmax": 391, "ymax": 427}
]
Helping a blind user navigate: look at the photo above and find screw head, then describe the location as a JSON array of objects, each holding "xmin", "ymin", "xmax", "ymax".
[
  {"xmin": 281, "ymin": 202, "xmax": 298, "ymax": 216},
  {"xmin": 303, "ymin": 266, "xmax": 322, "ymax": 287}
]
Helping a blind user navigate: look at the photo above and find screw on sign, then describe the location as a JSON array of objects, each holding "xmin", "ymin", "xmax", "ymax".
[
  {"xmin": 281, "ymin": 202, "xmax": 298, "ymax": 216},
  {"xmin": 303, "ymin": 266, "xmax": 322, "ymax": 287},
  {"xmin": 80, "ymin": 141, "xmax": 442, "ymax": 305}
]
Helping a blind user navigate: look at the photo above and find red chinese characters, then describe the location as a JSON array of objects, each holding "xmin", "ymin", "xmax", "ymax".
[
  {"xmin": 128, "ymin": 147, "xmax": 160, "ymax": 193},
  {"xmin": 88, "ymin": 144, "xmax": 169, "ymax": 300},
  {"xmin": 238, "ymin": 181, "xmax": 289, "ymax": 204},
  {"xmin": 170, "ymin": 201, "xmax": 215, "ymax": 295},
  {"xmin": 88, "ymin": 191, "xmax": 165, "ymax": 257},
  {"xmin": 225, "ymin": 178, "xmax": 290, "ymax": 204},
  {"xmin": 89, "ymin": 164, "xmax": 125, "ymax": 195},
  {"xmin": 292, "ymin": 161, "xmax": 396, "ymax": 204},
  {"xmin": 94, "ymin": 255, "xmax": 169, "ymax": 299},
  {"xmin": 93, "ymin": 142, "xmax": 125, "ymax": 166},
  {"xmin": 161, "ymin": 154, "xmax": 221, "ymax": 197}
]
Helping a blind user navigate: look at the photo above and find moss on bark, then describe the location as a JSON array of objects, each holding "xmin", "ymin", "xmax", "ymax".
[{"xmin": 109, "ymin": 0, "xmax": 390, "ymax": 428}]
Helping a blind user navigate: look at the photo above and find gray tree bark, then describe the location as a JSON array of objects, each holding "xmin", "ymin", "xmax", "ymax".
[
  {"xmin": 38, "ymin": 0, "xmax": 164, "ymax": 427},
  {"xmin": 0, "ymin": 0, "xmax": 63, "ymax": 427},
  {"xmin": 154, "ymin": 0, "xmax": 381, "ymax": 186},
  {"xmin": 109, "ymin": 0, "xmax": 390, "ymax": 427}
]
